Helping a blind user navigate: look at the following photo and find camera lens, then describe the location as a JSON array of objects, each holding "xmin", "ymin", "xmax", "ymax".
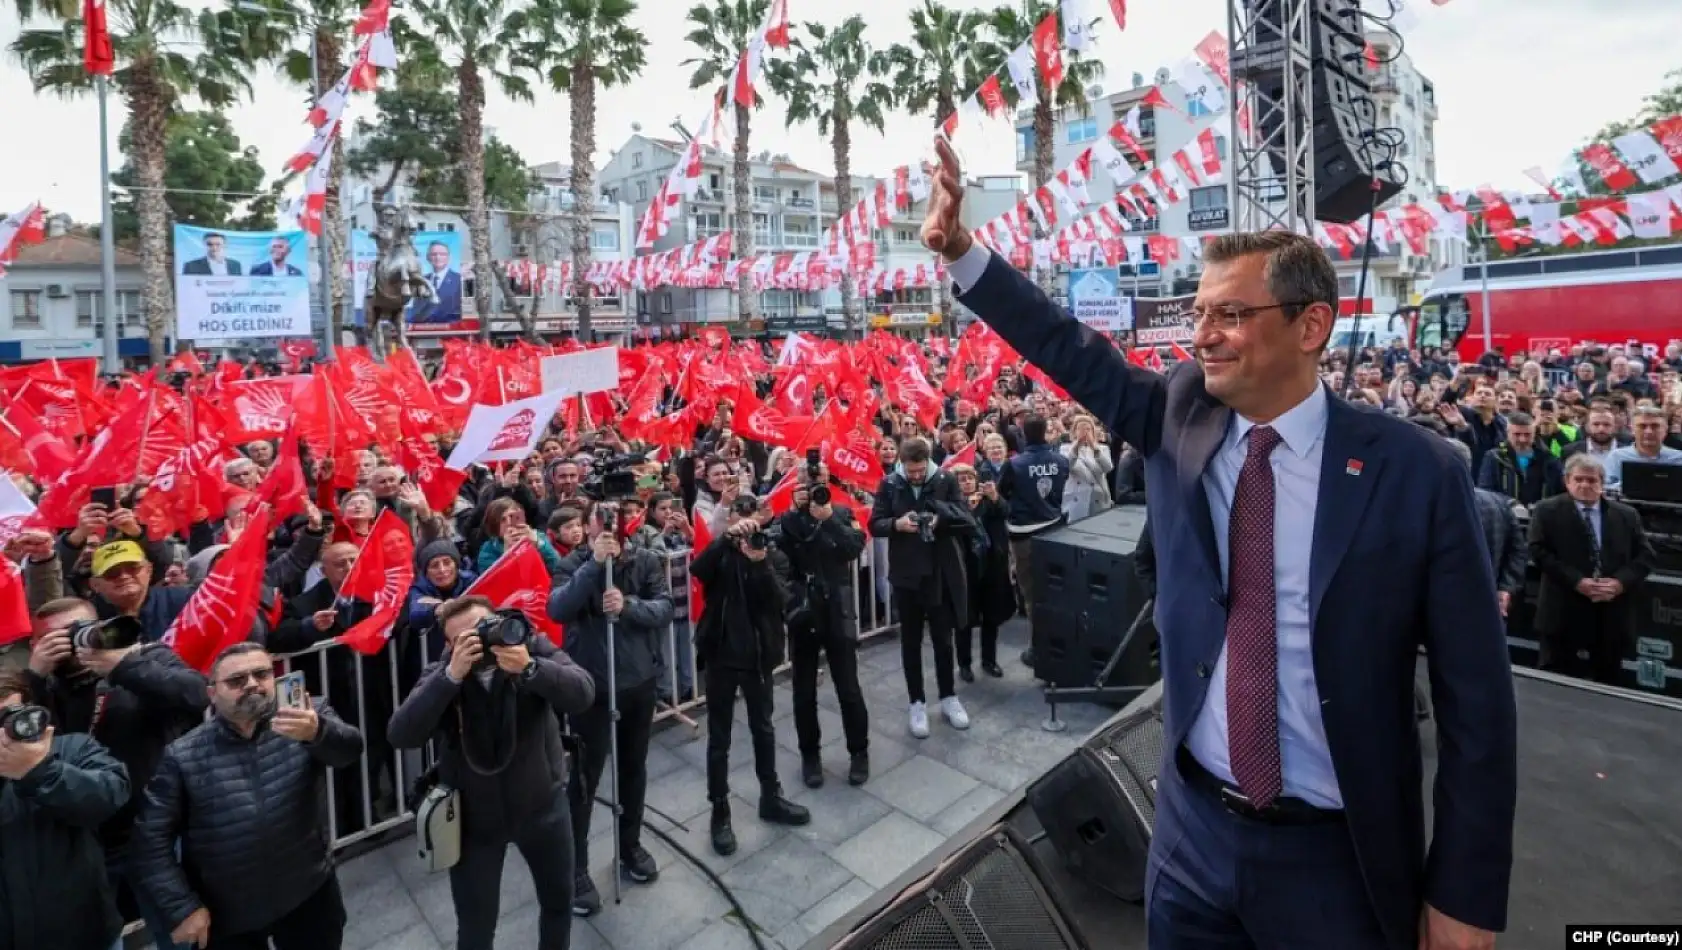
[
  {"xmin": 810, "ymin": 484, "xmax": 831, "ymax": 506},
  {"xmin": 1, "ymin": 706, "xmax": 49, "ymax": 742}
]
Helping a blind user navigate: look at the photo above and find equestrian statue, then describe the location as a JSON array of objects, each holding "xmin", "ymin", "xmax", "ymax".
[{"xmin": 364, "ymin": 202, "xmax": 434, "ymax": 354}]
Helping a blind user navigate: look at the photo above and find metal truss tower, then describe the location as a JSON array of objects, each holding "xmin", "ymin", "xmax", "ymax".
[{"xmin": 1226, "ymin": 0, "xmax": 1318, "ymax": 233}]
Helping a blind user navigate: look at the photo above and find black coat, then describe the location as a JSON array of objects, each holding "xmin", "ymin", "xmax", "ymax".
[
  {"xmin": 387, "ymin": 638, "xmax": 596, "ymax": 843},
  {"xmin": 131, "ymin": 706, "xmax": 364, "ymax": 938},
  {"xmin": 691, "ymin": 535, "xmax": 790, "ymax": 676},
  {"xmin": 775, "ymin": 505, "xmax": 866, "ymax": 642},
  {"xmin": 0, "ymin": 732, "xmax": 130, "ymax": 950},
  {"xmin": 1527, "ymin": 494, "xmax": 1654, "ymax": 640},
  {"xmin": 965, "ymin": 495, "xmax": 1016, "ymax": 628},
  {"xmin": 548, "ymin": 546, "xmax": 674, "ymax": 695},
  {"xmin": 868, "ymin": 469, "xmax": 977, "ymax": 627},
  {"xmin": 25, "ymin": 644, "xmax": 208, "ymax": 862}
]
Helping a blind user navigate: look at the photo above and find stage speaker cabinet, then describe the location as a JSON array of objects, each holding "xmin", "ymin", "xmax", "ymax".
[
  {"xmin": 833, "ymin": 826, "xmax": 1089, "ymax": 950},
  {"xmin": 1630, "ymin": 572, "xmax": 1682, "ymax": 697},
  {"xmin": 1026, "ymin": 684, "xmax": 1166, "ymax": 904},
  {"xmin": 1030, "ymin": 509, "xmax": 1155, "ymax": 690}
]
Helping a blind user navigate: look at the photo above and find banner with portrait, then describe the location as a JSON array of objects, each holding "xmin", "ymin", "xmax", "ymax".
[
  {"xmin": 173, "ymin": 224, "xmax": 312, "ymax": 341},
  {"xmin": 350, "ymin": 228, "xmax": 473, "ymax": 333}
]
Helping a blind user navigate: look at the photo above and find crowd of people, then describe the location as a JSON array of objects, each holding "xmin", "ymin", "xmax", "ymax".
[{"xmin": 2, "ymin": 284, "xmax": 1679, "ymax": 950}]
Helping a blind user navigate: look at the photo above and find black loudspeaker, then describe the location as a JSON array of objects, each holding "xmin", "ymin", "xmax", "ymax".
[
  {"xmin": 833, "ymin": 826, "xmax": 1088, "ymax": 950},
  {"xmin": 1027, "ymin": 683, "xmax": 1166, "ymax": 903},
  {"xmin": 1630, "ymin": 573, "xmax": 1682, "ymax": 697},
  {"xmin": 1030, "ymin": 508, "xmax": 1156, "ymax": 690}
]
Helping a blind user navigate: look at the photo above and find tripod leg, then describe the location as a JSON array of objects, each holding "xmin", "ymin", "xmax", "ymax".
[{"xmin": 605, "ymin": 558, "xmax": 623, "ymax": 905}]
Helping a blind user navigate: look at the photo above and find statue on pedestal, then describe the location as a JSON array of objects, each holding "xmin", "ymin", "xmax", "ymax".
[{"xmin": 364, "ymin": 203, "xmax": 434, "ymax": 353}]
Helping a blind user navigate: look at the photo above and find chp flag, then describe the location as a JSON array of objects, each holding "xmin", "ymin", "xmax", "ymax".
[{"xmin": 445, "ymin": 388, "xmax": 570, "ymax": 469}]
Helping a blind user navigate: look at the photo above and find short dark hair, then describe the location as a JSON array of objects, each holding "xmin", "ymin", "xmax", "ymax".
[
  {"xmin": 546, "ymin": 506, "xmax": 584, "ymax": 533},
  {"xmin": 900, "ymin": 437, "xmax": 932, "ymax": 464},
  {"xmin": 428, "ymin": 241, "xmax": 449, "ymax": 254},
  {"xmin": 33, "ymin": 597, "xmax": 95, "ymax": 622},
  {"xmin": 210, "ymin": 641, "xmax": 268, "ymax": 679},
  {"xmin": 1202, "ymin": 230, "xmax": 1339, "ymax": 318},
  {"xmin": 1022, "ymin": 414, "xmax": 1048, "ymax": 445},
  {"xmin": 483, "ymin": 497, "xmax": 523, "ymax": 533},
  {"xmin": 1507, "ymin": 412, "xmax": 1534, "ymax": 427},
  {"xmin": 436, "ymin": 595, "xmax": 494, "ymax": 631},
  {"xmin": 0, "ymin": 668, "xmax": 31, "ymax": 703},
  {"xmin": 649, "ymin": 491, "xmax": 676, "ymax": 509},
  {"xmin": 204, "ymin": 232, "xmax": 226, "ymax": 243}
]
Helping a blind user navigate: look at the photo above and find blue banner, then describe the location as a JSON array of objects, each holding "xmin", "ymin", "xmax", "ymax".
[
  {"xmin": 172, "ymin": 224, "xmax": 312, "ymax": 340},
  {"xmin": 351, "ymin": 229, "xmax": 469, "ymax": 332}
]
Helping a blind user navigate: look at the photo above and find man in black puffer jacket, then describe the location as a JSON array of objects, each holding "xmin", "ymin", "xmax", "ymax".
[
  {"xmin": 24, "ymin": 597, "xmax": 207, "ymax": 950},
  {"xmin": 132, "ymin": 642, "xmax": 364, "ymax": 950},
  {"xmin": 547, "ymin": 513, "xmax": 673, "ymax": 916},
  {"xmin": 388, "ymin": 595, "xmax": 597, "ymax": 950},
  {"xmin": 0, "ymin": 666, "xmax": 132, "ymax": 950}
]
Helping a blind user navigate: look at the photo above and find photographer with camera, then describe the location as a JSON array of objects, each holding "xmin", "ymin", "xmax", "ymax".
[
  {"xmin": 777, "ymin": 453, "xmax": 871, "ymax": 789},
  {"xmin": 692, "ymin": 493, "xmax": 812, "ymax": 855},
  {"xmin": 26, "ymin": 598, "xmax": 208, "ymax": 950},
  {"xmin": 0, "ymin": 666, "xmax": 132, "ymax": 950},
  {"xmin": 548, "ymin": 504, "xmax": 673, "ymax": 916},
  {"xmin": 387, "ymin": 596, "xmax": 597, "ymax": 950},
  {"xmin": 869, "ymin": 437, "xmax": 978, "ymax": 739},
  {"xmin": 132, "ymin": 642, "xmax": 363, "ymax": 950}
]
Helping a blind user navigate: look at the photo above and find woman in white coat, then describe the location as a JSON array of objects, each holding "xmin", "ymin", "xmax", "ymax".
[{"xmin": 1060, "ymin": 414, "xmax": 1114, "ymax": 523}]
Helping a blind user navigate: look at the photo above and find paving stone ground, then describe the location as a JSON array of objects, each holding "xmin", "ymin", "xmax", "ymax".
[{"xmin": 337, "ymin": 618, "xmax": 1114, "ymax": 950}]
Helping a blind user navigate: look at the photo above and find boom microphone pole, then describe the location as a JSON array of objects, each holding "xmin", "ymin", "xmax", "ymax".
[{"xmin": 603, "ymin": 520, "xmax": 624, "ymax": 906}]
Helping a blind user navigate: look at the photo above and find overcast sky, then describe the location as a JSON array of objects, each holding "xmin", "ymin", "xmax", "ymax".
[{"xmin": 2, "ymin": 0, "xmax": 1677, "ymax": 222}]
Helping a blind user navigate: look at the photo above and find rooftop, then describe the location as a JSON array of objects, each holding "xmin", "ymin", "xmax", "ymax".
[{"xmin": 9, "ymin": 233, "xmax": 139, "ymax": 269}]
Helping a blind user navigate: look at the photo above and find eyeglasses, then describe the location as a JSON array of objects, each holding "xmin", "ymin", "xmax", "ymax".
[
  {"xmin": 1188, "ymin": 302, "xmax": 1312, "ymax": 331},
  {"xmin": 219, "ymin": 667, "xmax": 274, "ymax": 689}
]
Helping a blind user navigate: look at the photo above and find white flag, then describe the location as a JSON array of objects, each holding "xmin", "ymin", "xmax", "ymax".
[
  {"xmin": 1528, "ymin": 202, "xmax": 1561, "ymax": 245},
  {"xmin": 1090, "ymin": 137, "xmax": 1133, "ymax": 184},
  {"xmin": 446, "ymin": 389, "xmax": 570, "ymax": 469},
  {"xmin": 1061, "ymin": 0, "xmax": 1093, "ymax": 52},
  {"xmin": 1005, "ymin": 43, "xmax": 1038, "ymax": 105},
  {"xmin": 1626, "ymin": 192, "xmax": 1673, "ymax": 240},
  {"xmin": 1612, "ymin": 131, "xmax": 1681, "ymax": 186}
]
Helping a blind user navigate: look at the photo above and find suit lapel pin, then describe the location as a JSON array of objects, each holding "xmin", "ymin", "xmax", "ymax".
[{"xmin": 1345, "ymin": 459, "xmax": 1363, "ymax": 477}]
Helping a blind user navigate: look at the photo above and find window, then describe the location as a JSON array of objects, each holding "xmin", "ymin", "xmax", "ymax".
[
  {"xmin": 75, "ymin": 290, "xmax": 98, "ymax": 328},
  {"xmin": 1065, "ymin": 116, "xmax": 1098, "ymax": 144},
  {"xmin": 1016, "ymin": 126, "xmax": 1035, "ymax": 165},
  {"xmin": 694, "ymin": 212, "xmax": 725, "ymax": 237},
  {"xmin": 659, "ymin": 293, "xmax": 672, "ymax": 315},
  {"xmin": 895, "ymin": 228, "xmax": 917, "ymax": 244},
  {"xmin": 592, "ymin": 226, "xmax": 620, "ymax": 251},
  {"xmin": 9, "ymin": 290, "xmax": 41, "ymax": 328},
  {"xmin": 118, "ymin": 291, "xmax": 141, "ymax": 328},
  {"xmin": 754, "ymin": 185, "xmax": 776, "ymax": 203},
  {"xmin": 1212, "ymin": 134, "xmax": 1228, "ymax": 159},
  {"xmin": 1189, "ymin": 186, "xmax": 1226, "ymax": 211},
  {"xmin": 708, "ymin": 173, "xmax": 722, "ymax": 192},
  {"xmin": 606, "ymin": 188, "xmax": 620, "ymax": 203},
  {"xmin": 439, "ymin": 223, "xmax": 456, "ymax": 232},
  {"xmin": 1138, "ymin": 107, "xmax": 1156, "ymax": 139},
  {"xmin": 632, "ymin": 152, "xmax": 643, "ymax": 169},
  {"xmin": 635, "ymin": 180, "xmax": 648, "ymax": 202}
]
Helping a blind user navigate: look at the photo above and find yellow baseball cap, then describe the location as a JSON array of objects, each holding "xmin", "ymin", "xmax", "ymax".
[{"xmin": 91, "ymin": 540, "xmax": 147, "ymax": 578}]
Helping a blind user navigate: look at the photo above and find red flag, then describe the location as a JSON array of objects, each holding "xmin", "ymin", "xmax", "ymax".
[
  {"xmin": 0, "ymin": 559, "xmax": 31, "ymax": 647},
  {"xmin": 690, "ymin": 511, "xmax": 711, "ymax": 627},
  {"xmin": 940, "ymin": 441, "xmax": 978, "ymax": 471},
  {"xmin": 0, "ymin": 402, "xmax": 76, "ymax": 477},
  {"xmin": 223, "ymin": 376, "xmax": 309, "ymax": 444},
  {"xmin": 82, "ymin": 0, "xmax": 115, "ymax": 75},
  {"xmin": 1108, "ymin": 0, "xmax": 1126, "ymax": 30},
  {"xmin": 824, "ymin": 435, "xmax": 885, "ymax": 491},
  {"xmin": 161, "ymin": 506, "xmax": 273, "ymax": 672},
  {"xmin": 135, "ymin": 436, "xmax": 233, "ymax": 540},
  {"xmin": 396, "ymin": 437, "xmax": 467, "ymax": 514},
  {"xmin": 250, "ymin": 427, "xmax": 309, "ymax": 522},
  {"xmin": 765, "ymin": 469, "xmax": 800, "ymax": 515},
  {"xmin": 464, "ymin": 540, "xmax": 564, "ymax": 646},
  {"xmin": 337, "ymin": 510, "xmax": 415, "ymax": 654},
  {"xmin": 1032, "ymin": 13, "xmax": 1065, "ymax": 93}
]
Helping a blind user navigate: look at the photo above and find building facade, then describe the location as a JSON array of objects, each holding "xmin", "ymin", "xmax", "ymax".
[
  {"xmin": 340, "ymin": 140, "xmax": 638, "ymax": 340},
  {"xmin": 0, "ymin": 216, "xmax": 151, "ymax": 363},
  {"xmin": 597, "ymin": 131, "xmax": 1017, "ymax": 337}
]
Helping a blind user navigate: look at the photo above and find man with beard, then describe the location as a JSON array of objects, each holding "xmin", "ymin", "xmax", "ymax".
[
  {"xmin": 133, "ymin": 642, "xmax": 363, "ymax": 950},
  {"xmin": 1562, "ymin": 405, "xmax": 1627, "ymax": 465},
  {"xmin": 27, "ymin": 598, "xmax": 207, "ymax": 950}
]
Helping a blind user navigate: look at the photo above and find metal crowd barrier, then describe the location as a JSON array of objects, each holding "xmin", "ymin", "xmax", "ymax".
[{"xmin": 292, "ymin": 545, "xmax": 901, "ymax": 855}]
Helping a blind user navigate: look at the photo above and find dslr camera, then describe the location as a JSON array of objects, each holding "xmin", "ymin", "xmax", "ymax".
[
  {"xmin": 0, "ymin": 703, "xmax": 51, "ymax": 742},
  {"xmin": 470, "ymin": 610, "xmax": 533, "ymax": 669},
  {"xmin": 910, "ymin": 512, "xmax": 937, "ymax": 543},
  {"xmin": 69, "ymin": 615, "xmax": 145, "ymax": 652},
  {"xmin": 805, "ymin": 449, "xmax": 831, "ymax": 507}
]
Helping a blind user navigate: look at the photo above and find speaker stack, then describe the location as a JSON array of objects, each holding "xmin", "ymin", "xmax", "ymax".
[
  {"xmin": 1231, "ymin": 0, "xmax": 1404, "ymax": 223},
  {"xmin": 1029, "ymin": 507, "xmax": 1158, "ymax": 694}
]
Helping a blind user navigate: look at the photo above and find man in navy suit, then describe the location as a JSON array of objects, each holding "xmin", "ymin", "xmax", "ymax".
[
  {"xmin": 250, "ymin": 236, "xmax": 304, "ymax": 277},
  {"xmin": 412, "ymin": 241, "xmax": 463, "ymax": 323},
  {"xmin": 921, "ymin": 140, "xmax": 1514, "ymax": 950}
]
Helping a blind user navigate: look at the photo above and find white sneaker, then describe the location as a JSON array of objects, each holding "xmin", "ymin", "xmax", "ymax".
[
  {"xmin": 941, "ymin": 696, "xmax": 971, "ymax": 730},
  {"xmin": 908, "ymin": 702, "xmax": 931, "ymax": 739}
]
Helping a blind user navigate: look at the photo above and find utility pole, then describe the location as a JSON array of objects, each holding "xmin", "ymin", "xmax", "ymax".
[{"xmin": 97, "ymin": 76, "xmax": 120, "ymax": 373}]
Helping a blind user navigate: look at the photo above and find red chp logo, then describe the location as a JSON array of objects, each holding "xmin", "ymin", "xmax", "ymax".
[
  {"xmin": 830, "ymin": 444, "xmax": 872, "ymax": 478},
  {"xmin": 488, "ymin": 408, "xmax": 537, "ymax": 453}
]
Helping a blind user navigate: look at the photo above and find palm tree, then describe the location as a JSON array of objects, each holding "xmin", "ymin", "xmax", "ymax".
[
  {"xmin": 682, "ymin": 0, "xmax": 770, "ymax": 326},
  {"xmin": 398, "ymin": 0, "xmax": 533, "ymax": 340},
  {"xmin": 11, "ymin": 0, "xmax": 260, "ymax": 362},
  {"xmin": 520, "ymin": 0, "xmax": 648, "ymax": 343},
  {"xmin": 976, "ymin": 1, "xmax": 1103, "ymax": 288},
  {"xmin": 233, "ymin": 0, "xmax": 366, "ymax": 345},
  {"xmin": 765, "ymin": 17, "xmax": 890, "ymax": 341},
  {"xmin": 887, "ymin": 0, "xmax": 987, "ymax": 332}
]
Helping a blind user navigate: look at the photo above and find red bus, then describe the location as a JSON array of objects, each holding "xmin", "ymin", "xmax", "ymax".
[{"xmin": 1409, "ymin": 242, "xmax": 1682, "ymax": 360}]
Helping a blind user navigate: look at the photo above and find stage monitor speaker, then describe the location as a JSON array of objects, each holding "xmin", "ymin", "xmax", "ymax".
[
  {"xmin": 832, "ymin": 826, "xmax": 1088, "ymax": 950},
  {"xmin": 1030, "ymin": 509, "xmax": 1155, "ymax": 690},
  {"xmin": 1026, "ymin": 683, "xmax": 1166, "ymax": 903}
]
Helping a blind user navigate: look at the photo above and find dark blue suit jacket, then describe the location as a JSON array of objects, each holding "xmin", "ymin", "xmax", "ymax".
[
  {"xmin": 957, "ymin": 253, "xmax": 1516, "ymax": 948},
  {"xmin": 411, "ymin": 270, "xmax": 463, "ymax": 324},
  {"xmin": 250, "ymin": 260, "xmax": 303, "ymax": 277}
]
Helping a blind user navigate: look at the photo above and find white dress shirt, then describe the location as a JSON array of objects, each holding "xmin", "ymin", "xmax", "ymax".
[
  {"xmin": 948, "ymin": 242, "xmax": 1343, "ymax": 807},
  {"xmin": 1186, "ymin": 385, "xmax": 1343, "ymax": 808},
  {"xmin": 207, "ymin": 257, "xmax": 228, "ymax": 276}
]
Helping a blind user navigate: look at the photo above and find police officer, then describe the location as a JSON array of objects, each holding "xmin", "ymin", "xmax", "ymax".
[{"xmin": 999, "ymin": 415, "xmax": 1069, "ymax": 669}]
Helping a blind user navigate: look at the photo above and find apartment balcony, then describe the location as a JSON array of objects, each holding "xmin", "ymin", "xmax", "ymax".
[
  {"xmin": 785, "ymin": 196, "xmax": 816, "ymax": 210},
  {"xmin": 779, "ymin": 232, "xmax": 821, "ymax": 249},
  {"xmin": 1370, "ymin": 71, "xmax": 1400, "ymax": 95}
]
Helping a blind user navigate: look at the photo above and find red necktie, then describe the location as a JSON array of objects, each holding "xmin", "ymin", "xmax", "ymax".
[{"xmin": 1225, "ymin": 424, "xmax": 1283, "ymax": 808}]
